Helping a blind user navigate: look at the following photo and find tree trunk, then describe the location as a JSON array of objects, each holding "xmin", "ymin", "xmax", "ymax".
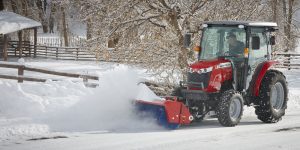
[
  {"xmin": 36, "ymin": 0, "xmax": 48, "ymax": 33},
  {"xmin": 22, "ymin": 0, "xmax": 30, "ymax": 41},
  {"xmin": 168, "ymin": 10, "xmax": 188, "ymax": 71},
  {"xmin": 271, "ymin": 0, "xmax": 278, "ymax": 22},
  {"xmin": 0, "ymin": 0, "xmax": 4, "ymax": 10},
  {"xmin": 282, "ymin": 0, "xmax": 288, "ymax": 52},
  {"xmin": 286, "ymin": 0, "xmax": 294, "ymax": 51},
  {"xmin": 87, "ymin": 18, "xmax": 92, "ymax": 40},
  {"xmin": 282, "ymin": 0, "xmax": 295, "ymax": 52},
  {"xmin": 62, "ymin": 6, "xmax": 69, "ymax": 47},
  {"xmin": 10, "ymin": 0, "xmax": 18, "ymax": 13}
]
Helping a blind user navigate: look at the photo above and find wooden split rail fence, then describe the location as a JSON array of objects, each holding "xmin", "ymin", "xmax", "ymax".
[
  {"xmin": 274, "ymin": 53, "xmax": 300, "ymax": 70},
  {"xmin": 5, "ymin": 41, "xmax": 97, "ymax": 61},
  {"xmin": 0, "ymin": 63, "xmax": 99, "ymax": 87}
]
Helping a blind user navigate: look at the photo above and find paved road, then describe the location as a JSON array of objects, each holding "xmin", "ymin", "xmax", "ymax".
[{"xmin": 2, "ymin": 110, "xmax": 299, "ymax": 150}]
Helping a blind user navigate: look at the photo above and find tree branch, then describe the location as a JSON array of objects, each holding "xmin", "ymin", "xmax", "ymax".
[
  {"xmin": 108, "ymin": 14, "xmax": 163, "ymax": 37},
  {"xmin": 158, "ymin": 0, "xmax": 171, "ymax": 9}
]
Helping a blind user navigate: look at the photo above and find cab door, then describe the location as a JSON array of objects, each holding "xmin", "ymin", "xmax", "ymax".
[{"xmin": 246, "ymin": 27, "xmax": 270, "ymax": 91}]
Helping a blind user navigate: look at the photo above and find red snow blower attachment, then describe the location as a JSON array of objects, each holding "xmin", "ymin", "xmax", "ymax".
[{"xmin": 135, "ymin": 97, "xmax": 193, "ymax": 129}]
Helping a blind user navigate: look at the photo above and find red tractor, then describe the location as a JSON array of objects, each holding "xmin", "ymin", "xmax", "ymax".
[{"xmin": 136, "ymin": 21, "xmax": 288, "ymax": 129}]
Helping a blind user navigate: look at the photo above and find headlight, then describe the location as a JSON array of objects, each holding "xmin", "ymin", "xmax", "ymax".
[
  {"xmin": 205, "ymin": 66, "xmax": 213, "ymax": 72},
  {"xmin": 216, "ymin": 62, "xmax": 231, "ymax": 69}
]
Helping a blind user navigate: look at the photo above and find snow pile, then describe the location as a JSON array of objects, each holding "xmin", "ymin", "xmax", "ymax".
[
  {"xmin": 0, "ymin": 120, "xmax": 50, "ymax": 142},
  {"xmin": 0, "ymin": 65, "xmax": 161, "ymax": 138},
  {"xmin": 0, "ymin": 79, "xmax": 88, "ymax": 118}
]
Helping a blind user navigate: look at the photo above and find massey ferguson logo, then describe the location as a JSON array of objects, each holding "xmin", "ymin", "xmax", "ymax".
[
  {"xmin": 216, "ymin": 62, "xmax": 232, "ymax": 69},
  {"xmin": 189, "ymin": 67, "xmax": 213, "ymax": 74}
]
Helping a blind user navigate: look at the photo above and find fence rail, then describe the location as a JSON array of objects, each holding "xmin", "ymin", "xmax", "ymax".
[
  {"xmin": 6, "ymin": 41, "xmax": 97, "ymax": 61},
  {"xmin": 34, "ymin": 46, "xmax": 97, "ymax": 61},
  {"xmin": 0, "ymin": 63, "xmax": 99, "ymax": 85},
  {"xmin": 9, "ymin": 33, "xmax": 86, "ymax": 47},
  {"xmin": 274, "ymin": 53, "xmax": 300, "ymax": 70},
  {"xmin": 30, "ymin": 35, "xmax": 86, "ymax": 47}
]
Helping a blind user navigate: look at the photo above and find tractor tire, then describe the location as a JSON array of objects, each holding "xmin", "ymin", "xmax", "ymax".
[
  {"xmin": 255, "ymin": 70, "xmax": 288, "ymax": 123},
  {"xmin": 216, "ymin": 89, "xmax": 243, "ymax": 127}
]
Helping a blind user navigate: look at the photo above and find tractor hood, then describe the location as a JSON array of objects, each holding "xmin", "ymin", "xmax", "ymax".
[
  {"xmin": 187, "ymin": 58, "xmax": 233, "ymax": 92},
  {"xmin": 189, "ymin": 58, "xmax": 231, "ymax": 70}
]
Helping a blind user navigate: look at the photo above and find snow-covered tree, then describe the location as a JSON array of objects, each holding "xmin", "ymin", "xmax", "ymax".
[{"xmin": 71, "ymin": 0, "xmax": 278, "ymax": 80}]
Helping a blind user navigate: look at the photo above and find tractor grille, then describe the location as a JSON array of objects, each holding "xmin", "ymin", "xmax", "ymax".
[{"xmin": 187, "ymin": 72, "xmax": 211, "ymax": 88}]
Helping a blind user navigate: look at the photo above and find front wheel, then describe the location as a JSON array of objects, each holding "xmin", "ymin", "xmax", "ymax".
[
  {"xmin": 255, "ymin": 70, "xmax": 288, "ymax": 123},
  {"xmin": 216, "ymin": 90, "xmax": 244, "ymax": 127}
]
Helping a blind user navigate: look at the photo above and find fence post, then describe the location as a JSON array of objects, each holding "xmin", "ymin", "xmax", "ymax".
[
  {"xmin": 56, "ymin": 47, "xmax": 59, "ymax": 60},
  {"xmin": 76, "ymin": 48, "xmax": 79, "ymax": 60},
  {"xmin": 18, "ymin": 31, "xmax": 23, "ymax": 58},
  {"xmin": 14, "ymin": 42, "xmax": 17, "ymax": 56},
  {"xmin": 83, "ymin": 76, "xmax": 88, "ymax": 83},
  {"xmin": 46, "ymin": 46, "xmax": 48, "ymax": 57},
  {"xmin": 3, "ymin": 35, "xmax": 8, "ymax": 61},
  {"xmin": 34, "ymin": 28, "xmax": 37, "ymax": 58},
  {"xmin": 18, "ymin": 65, "xmax": 24, "ymax": 83},
  {"xmin": 28, "ymin": 42, "xmax": 31, "ymax": 57},
  {"xmin": 288, "ymin": 54, "xmax": 291, "ymax": 70}
]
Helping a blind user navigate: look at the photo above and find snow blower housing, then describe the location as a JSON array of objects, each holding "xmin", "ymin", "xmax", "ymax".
[{"xmin": 136, "ymin": 21, "xmax": 288, "ymax": 129}]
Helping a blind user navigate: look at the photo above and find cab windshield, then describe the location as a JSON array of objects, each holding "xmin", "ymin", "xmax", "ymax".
[{"xmin": 199, "ymin": 26, "xmax": 246, "ymax": 60}]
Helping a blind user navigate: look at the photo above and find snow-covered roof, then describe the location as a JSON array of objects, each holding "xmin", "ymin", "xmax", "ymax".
[
  {"xmin": 203, "ymin": 21, "xmax": 277, "ymax": 27},
  {"xmin": 0, "ymin": 11, "xmax": 41, "ymax": 35}
]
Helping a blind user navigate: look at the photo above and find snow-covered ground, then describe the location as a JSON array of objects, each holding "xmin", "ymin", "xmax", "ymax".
[{"xmin": 0, "ymin": 58, "xmax": 300, "ymax": 150}]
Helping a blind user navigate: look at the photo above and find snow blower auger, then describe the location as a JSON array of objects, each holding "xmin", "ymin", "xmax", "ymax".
[
  {"xmin": 135, "ymin": 97, "xmax": 193, "ymax": 129},
  {"xmin": 135, "ymin": 21, "xmax": 288, "ymax": 129}
]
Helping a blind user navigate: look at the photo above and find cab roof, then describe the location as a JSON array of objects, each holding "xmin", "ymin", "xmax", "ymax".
[{"xmin": 203, "ymin": 21, "xmax": 277, "ymax": 27}]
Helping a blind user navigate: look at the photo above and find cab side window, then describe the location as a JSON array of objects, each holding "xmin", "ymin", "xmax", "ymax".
[{"xmin": 250, "ymin": 28, "xmax": 268, "ymax": 59}]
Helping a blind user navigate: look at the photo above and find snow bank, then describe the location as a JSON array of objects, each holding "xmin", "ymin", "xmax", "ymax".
[
  {"xmin": 0, "ymin": 79, "xmax": 87, "ymax": 118},
  {"xmin": 0, "ymin": 65, "xmax": 161, "ymax": 136},
  {"xmin": 0, "ymin": 120, "xmax": 50, "ymax": 142}
]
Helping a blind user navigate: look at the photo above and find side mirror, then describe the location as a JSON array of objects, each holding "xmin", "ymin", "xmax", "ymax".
[
  {"xmin": 184, "ymin": 33, "xmax": 192, "ymax": 48},
  {"xmin": 270, "ymin": 36, "xmax": 276, "ymax": 45},
  {"xmin": 252, "ymin": 36, "xmax": 260, "ymax": 50}
]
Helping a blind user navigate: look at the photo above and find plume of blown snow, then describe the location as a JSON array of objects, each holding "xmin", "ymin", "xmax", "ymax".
[{"xmin": 43, "ymin": 65, "xmax": 161, "ymax": 131}]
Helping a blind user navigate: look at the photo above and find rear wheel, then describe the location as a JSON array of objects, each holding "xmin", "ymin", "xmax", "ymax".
[
  {"xmin": 216, "ymin": 90, "xmax": 243, "ymax": 127},
  {"xmin": 255, "ymin": 70, "xmax": 288, "ymax": 123}
]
